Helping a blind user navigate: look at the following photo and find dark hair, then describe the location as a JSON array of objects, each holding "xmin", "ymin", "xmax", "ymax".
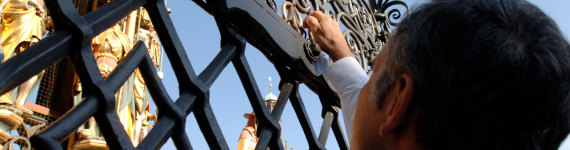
[{"xmin": 375, "ymin": 0, "xmax": 570, "ymax": 149}]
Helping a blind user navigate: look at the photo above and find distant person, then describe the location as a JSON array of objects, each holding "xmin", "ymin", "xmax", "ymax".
[{"xmin": 303, "ymin": 0, "xmax": 570, "ymax": 149}]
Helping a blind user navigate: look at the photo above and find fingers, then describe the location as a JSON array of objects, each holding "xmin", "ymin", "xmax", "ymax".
[
  {"xmin": 308, "ymin": 11, "xmax": 330, "ymax": 23},
  {"xmin": 303, "ymin": 11, "xmax": 332, "ymax": 31},
  {"xmin": 302, "ymin": 10, "xmax": 350, "ymax": 61},
  {"xmin": 303, "ymin": 15, "xmax": 320, "ymax": 32}
]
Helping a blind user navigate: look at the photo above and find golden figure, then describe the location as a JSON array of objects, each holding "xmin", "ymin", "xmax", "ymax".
[
  {"xmin": 0, "ymin": 0, "xmax": 161, "ymax": 148},
  {"xmin": 96, "ymin": 22, "xmax": 136, "ymax": 142},
  {"xmin": 132, "ymin": 8, "xmax": 159, "ymax": 145},
  {"xmin": 0, "ymin": 0, "xmax": 47, "ymax": 110},
  {"xmin": 71, "ymin": 6, "xmax": 161, "ymax": 149},
  {"xmin": 238, "ymin": 112, "xmax": 258, "ymax": 150},
  {"xmin": 72, "ymin": 22, "xmax": 134, "ymax": 150},
  {"xmin": 69, "ymin": 1, "xmax": 161, "ymax": 148},
  {"xmin": 0, "ymin": 0, "xmax": 46, "ymax": 149},
  {"xmin": 92, "ymin": 23, "xmax": 132, "ymax": 78},
  {"xmin": 0, "ymin": 0, "xmax": 46, "ymax": 59}
]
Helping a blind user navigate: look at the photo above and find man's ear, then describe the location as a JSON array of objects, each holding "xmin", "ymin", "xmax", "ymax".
[{"xmin": 379, "ymin": 74, "xmax": 414, "ymax": 136}]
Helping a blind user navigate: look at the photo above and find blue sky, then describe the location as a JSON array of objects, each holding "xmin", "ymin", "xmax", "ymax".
[{"xmin": 156, "ymin": 0, "xmax": 570, "ymax": 149}]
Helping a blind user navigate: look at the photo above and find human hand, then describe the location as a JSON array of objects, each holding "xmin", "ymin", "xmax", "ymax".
[{"xmin": 303, "ymin": 11, "xmax": 354, "ymax": 61}]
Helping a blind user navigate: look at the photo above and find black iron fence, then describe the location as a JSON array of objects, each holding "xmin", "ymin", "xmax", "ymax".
[{"xmin": 0, "ymin": 0, "xmax": 406, "ymax": 149}]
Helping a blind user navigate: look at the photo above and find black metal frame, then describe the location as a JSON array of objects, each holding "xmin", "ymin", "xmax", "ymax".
[{"xmin": 0, "ymin": 0, "xmax": 353, "ymax": 149}]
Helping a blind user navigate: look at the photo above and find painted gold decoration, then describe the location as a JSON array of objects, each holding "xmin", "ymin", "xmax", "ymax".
[
  {"xmin": 0, "ymin": 0, "xmax": 47, "ymax": 110},
  {"xmin": 68, "ymin": 2, "xmax": 162, "ymax": 149}
]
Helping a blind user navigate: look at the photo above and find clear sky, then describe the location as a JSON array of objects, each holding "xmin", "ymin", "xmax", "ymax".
[{"xmin": 157, "ymin": 0, "xmax": 570, "ymax": 149}]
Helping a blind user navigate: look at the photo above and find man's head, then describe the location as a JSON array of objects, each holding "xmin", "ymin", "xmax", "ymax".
[{"xmin": 353, "ymin": 0, "xmax": 570, "ymax": 149}]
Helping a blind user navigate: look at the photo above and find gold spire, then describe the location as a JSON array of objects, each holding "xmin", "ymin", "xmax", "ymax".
[
  {"xmin": 268, "ymin": 76, "xmax": 272, "ymax": 93},
  {"xmin": 264, "ymin": 76, "xmax": 277, "ymax": 101}
]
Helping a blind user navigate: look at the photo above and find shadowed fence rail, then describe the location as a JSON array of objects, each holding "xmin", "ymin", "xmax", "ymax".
[{"xmin": 0, "ymin": 0, "xmax": 407, "ymax": 149}]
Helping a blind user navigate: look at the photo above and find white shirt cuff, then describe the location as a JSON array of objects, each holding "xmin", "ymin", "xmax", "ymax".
[{"xmin": 324, "ymin": 57, "xmax": 368, "ymax": 93}]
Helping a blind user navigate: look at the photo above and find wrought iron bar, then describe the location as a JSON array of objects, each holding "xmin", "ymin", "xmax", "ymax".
[
  {"xmin": 193, "ymin": 92, "xmax": 228, "ymax": 150},
  {"xmin": 255, "ymin": 83, "xmax": 293, "ymax": 150},
  {"xmin": 232, "ymin": 54, "xmax": 281, "ymax": 131},
  {"xmin": 318, "ymin": 111, "xmax": 334, "ymax": 145},
  {"xmin": 331, "ymin": 109, "xmax": 349, "ymax": 149},
  {"xmin": 145, "ymin": 0, "xmax": 205, "ymax": 95},
  {"xmin": 289, "ymin": 87, "xmax": 325, "ymax": 149}
]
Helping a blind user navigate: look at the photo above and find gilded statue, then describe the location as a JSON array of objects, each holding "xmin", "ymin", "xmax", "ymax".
[
  {"xmin": 71, "ymin": 6, "xmax": 160, "ymax": 149},
  {"xmin": 0, "ymin": 0, "xmax": 47, "ymax": 149},
  {"xmin": 238, "ymin": 112, "xmax": 258, "ymax": 150},
  {"xmin": 0, "ymin": 0, "xmax": 160, "ymax": 148},
  {"xmin": 71, "ymin": 22, "xmax": 135, "ymax": 150},
  {"xmin": 132, "ymin": 9, "xmax": 159, "ymax": 145},
  {"xmin": 0, "ymin": 0, "xmax": 47, "ymax": 111}
]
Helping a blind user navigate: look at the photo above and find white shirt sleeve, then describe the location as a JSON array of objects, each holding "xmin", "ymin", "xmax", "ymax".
[{"xmin": 324, "ymin": 57, "xmax": 369, "ymax": 141}]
